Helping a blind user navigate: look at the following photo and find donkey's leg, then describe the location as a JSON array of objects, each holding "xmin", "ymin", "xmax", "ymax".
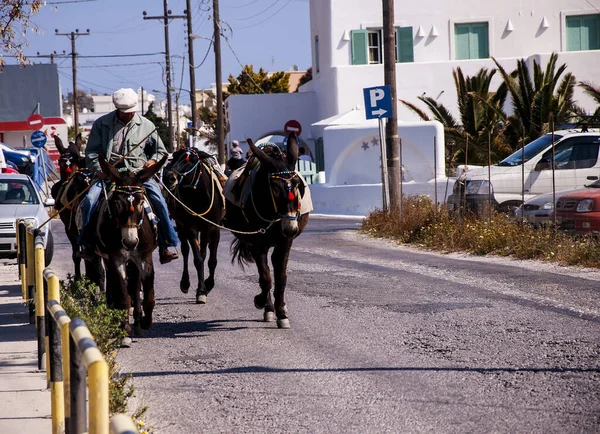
[
  {"xmin": 128, "ymin": 265, "xmax": 143, "ymax": 336},
  {"xmin": 105, "ymin": 258, "xmax": 133, "ymax": 345},
  {"xmin": 179, "ymin": 227, "xmax": 191, "ymax": 293},
  {"xmin": 272, "ymin": 240, "xmax": 293, "ymax": 329},
  {"xmin": 141, "ymin": 258, "xmax": 155, "ymax": 330},
  {"xmin": 190, "ymin": 231, "xmax": 208, "ymax": 304},
  {"xmin": 203, "ymin": 227, "xmax": 220, "ymax": 293},
  {"xmin": 251, "ymin": 247, "xmax": 275, "ymax": 322}
]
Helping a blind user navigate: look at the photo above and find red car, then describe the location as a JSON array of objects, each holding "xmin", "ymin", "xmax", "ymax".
[{"xmin": 556, "ymin": 180, "xmax": 600, "ymax": 234}]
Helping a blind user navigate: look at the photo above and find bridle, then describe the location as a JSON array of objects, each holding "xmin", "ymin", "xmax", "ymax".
[
  {"xmin": 246, "ymin": 167, "xmax": 301, "ymax": 224},
  {"xmin": 112, "ymin": 185, "xmax": 147, "ymax": 229},
  {"xmin": 166, "ymin": 148, "xmax": 217, "ymax": 217}
]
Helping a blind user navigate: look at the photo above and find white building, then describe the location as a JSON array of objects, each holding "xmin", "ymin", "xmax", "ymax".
[{"xmin": 226, "ymin": 1, "xmax": 600, "ymax": 215}]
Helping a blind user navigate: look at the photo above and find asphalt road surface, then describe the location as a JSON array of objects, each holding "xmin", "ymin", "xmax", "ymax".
[{"xmin": 48, "ymin": 217, "xmax": 600, "ymax": 434}]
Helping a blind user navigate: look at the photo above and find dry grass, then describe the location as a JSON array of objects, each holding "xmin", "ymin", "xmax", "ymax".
[{"xmin": 361, "ymin": 195, "xmax": 600, "ymax": 268}]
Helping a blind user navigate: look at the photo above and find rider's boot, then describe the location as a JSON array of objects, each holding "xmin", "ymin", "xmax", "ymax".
[{"xmin": 159, "ymin": 246, "xmax": 179, "ymax": 264}]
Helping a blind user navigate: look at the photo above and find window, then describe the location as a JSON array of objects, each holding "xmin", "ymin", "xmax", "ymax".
[
  {"xmin": 314, "ymin": 35, "xmax": 320, "ymax": 73},
  {"xmin": 368, "ymin": 30, "xmax": 382, "ymax": 64},
  {"xmin": 566, "ymin": 14, "xmax": 600, "ymax": 51},
  {"xmin": 540, "ymin": 137, "xmax": 600, "ymax": 170},
  {"xmin": 351, "ymin": 27, "xmax": 414, "ymax": 65},
  {"xmin": 454, "ymin": 22, "xmax": 489, "ymax": 60}
]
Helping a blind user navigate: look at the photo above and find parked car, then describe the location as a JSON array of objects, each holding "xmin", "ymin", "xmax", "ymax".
[
  {"xmin": 0, "ymin": 174, "xmax": 54, "ymax": 265},
  {"xmin": 0, "ymin": 142, "xmax": 36, "ymax": 176},
  {"xmin": 447, "ymin": 128, "xmax": 600, "ymax": 213},
  {"xmin": 555, "ymin": 180, "xmax": 600, "ymax": 235},
  {"xmin": 514, "ymin": 188, "xmax": 581, "ymax": 227}
]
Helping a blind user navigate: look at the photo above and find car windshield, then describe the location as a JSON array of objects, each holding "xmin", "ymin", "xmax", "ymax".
[
  {"xmin": 497, "ymin": 134, "xmax": 563, "ymax": 166},
  {"xmin": 0, "ymin": 179, "xmax": 39, "ymax": 204}
]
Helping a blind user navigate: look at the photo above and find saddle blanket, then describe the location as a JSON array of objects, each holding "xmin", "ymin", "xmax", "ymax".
[{"xmin": 223, "ymin": 165, "xmax": 313, "ymax": 215}]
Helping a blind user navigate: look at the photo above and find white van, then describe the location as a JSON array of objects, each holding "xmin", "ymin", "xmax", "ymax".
[{"xmin": 447, "ymin": 128, "xmax": 600, "ymax": 212}]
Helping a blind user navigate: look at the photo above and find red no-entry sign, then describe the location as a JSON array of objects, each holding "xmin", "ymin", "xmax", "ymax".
[
  {"xmin": 284, "ymin": 119, "xmax": 302, "ymax": 136},
  {"xmin": 27, "ymin": 114, "xmax": 45, "ymax": 129}
]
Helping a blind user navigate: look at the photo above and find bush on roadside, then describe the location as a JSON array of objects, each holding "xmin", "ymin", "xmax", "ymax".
[
  {"xmin": 362, "ymin": 195, "xmax": 600, "ymax": 268},
  {"xmin": 60, "ymin": 276, "xmax": 133, "ymax": 415}
]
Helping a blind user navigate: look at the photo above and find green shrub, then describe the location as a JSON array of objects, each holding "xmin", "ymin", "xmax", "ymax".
[{"xmin": 60, "ymin": 276, "xmax": 132, "ymax": 415}]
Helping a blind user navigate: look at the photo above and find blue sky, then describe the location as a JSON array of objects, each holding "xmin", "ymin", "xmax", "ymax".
[{"xmin": 15, "ymin": 0, "xmax": 310, "ymax": 103}]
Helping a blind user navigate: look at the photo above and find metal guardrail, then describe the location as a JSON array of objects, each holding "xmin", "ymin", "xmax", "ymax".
[{"xmin": 16, "ymin": 219, "xmax": 139, "ymax": 434}]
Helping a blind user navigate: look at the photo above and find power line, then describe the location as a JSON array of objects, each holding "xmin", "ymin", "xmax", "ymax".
[
  {"xmin": 78, "ymin": 52, "xmax": 165, "ymax": 58},
  {"xmin": 230, "ymin": 0, "xmax": 282, "ymax": 21},
  {"xmin": 222, "ymin": 35, "xmax": 265, "ymax": 94},
  {"xmin": 236, "ymin": 0, "xmax": 292, "ymax": 29}
]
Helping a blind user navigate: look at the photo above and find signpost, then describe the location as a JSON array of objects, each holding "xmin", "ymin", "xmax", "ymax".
[
  {"xmin": 363, "ymin": 86, "xmax": 393, "ymax": 210},
  {"xmin": 27, "ymin": 114, "xmax": 45, "ymax": 129},
  {"xmin": 30, "ymin": 130, "xmax": 49, "ymax": 197}
]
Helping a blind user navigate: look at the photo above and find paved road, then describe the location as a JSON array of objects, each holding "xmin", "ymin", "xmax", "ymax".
[{"xmin": 49, "ymin": 217, "xmax": 600, "ymax": 433}]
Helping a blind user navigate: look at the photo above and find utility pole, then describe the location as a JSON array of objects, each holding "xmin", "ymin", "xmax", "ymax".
[
  {"xmin": 185, "ymin": 0, "xmax": 198, "ymax": 134},
  {"xmin": 213, "ymin": 0, "xmax": 225, "ymax": 165},
  {"xmin": 36, "ymin": 50, "xmax": 67, "ymax": 64},
  {"xmin": 143, "ymin": 3, "xmax": 186, "ymax": 153},
  {"xmin": 382, "ymin": 0, "xmax": 401, "ymax": 213},
  {"xmin": 55, "ymin": 29, "xmax": 90, "ymax": 137},
  {"xmin": 175, "ymin": 92, "xmax": 181, "ymax": 149}
]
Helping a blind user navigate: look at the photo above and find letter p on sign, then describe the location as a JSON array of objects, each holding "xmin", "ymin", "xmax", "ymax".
[{"xmin": 370, "ymin": 88, "xmax": 385, "ymax": 108}]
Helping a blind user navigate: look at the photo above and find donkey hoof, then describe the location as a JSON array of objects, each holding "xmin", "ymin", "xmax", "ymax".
[
  {"xmin": 196, "ymin": 294, "xmax": 207, "ymax": 304},
  {"xmin": 120, "ymin": 337, "xmax": 133, "ymax": 348},
  {"xmin": 254, "ymin": 294, "xmax": 266, "ymax": 310},
  {"xmin": 264, "ymin": 311, "xmax": 276, "ymax": 322},
  {"xmin": 277, "ymin": 318, "xmax": 291, "ymax": 329},
  {"xmin": 141, "ymin": 317, "xmax": 153, "ymax": 330},
  {"xmin": 180, "ymin": 282, "xmax": 190, "ymax": 294}
]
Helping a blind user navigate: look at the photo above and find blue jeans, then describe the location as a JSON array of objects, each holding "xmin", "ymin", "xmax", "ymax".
[{"xmin": 78, "ymin": 179, "xmax": 178, "ymax": 250}]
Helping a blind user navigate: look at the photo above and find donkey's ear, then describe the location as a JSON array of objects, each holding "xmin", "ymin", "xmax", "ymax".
[
  {"xmin": 98, "ymin": 154, "xmax": 121, "ymax": 182},
  {"xmin": 136, "ymin": 155, "xmax": 168, "ymax": 184},
  {"xmin": 54, "ymin": 135, "xmax": 67, "ymax": 154},
  {"xmin": 75, "ymin": 133, "xmax": 84, "ymax": 151},
  {"xmin": 247, "ymin": 137, "xmax": 271, "ymax": 166},
  {"xmin": 286, "ymin": 132, "xmax": 299, "ymax": 168}
]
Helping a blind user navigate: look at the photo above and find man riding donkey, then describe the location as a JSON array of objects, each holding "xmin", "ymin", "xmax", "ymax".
[{"xmin": 77, "ymin": 88, "xmax": 179, "ymax": 264}]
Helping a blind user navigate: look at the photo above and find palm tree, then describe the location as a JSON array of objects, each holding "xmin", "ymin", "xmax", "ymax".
[
  {"xmin": 401, "ymin": 67, "xmax": 510, "ymax": 168},
  {"xmin": 579, "ymin": 81, "xmax": 600, "ymax": 116},
  {"xmin": 492, "ymin": 53, "xmax": 579, "ymax": 149}
]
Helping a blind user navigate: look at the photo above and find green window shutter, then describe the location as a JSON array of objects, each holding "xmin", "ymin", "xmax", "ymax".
[
  {"xmin": 455, "ymin": 24, "xmax": 470, "ymax": 60},
  {"xmin": 566, "ymin": 16, "xmax": 582, "ymax": 51},
  {"xmin": 582, "ymin": 15, "xmax": 600, "ymax": 50},
  {"xmin": 351, "ymin": 30, "xmax": 368, "ymax": 65},
  {"xmin": 470, "ymin": 23, "xmax": 489, "ymax": 59},
  {"xmin": 396, "ymin": 27, "xmax": 414, "ymax": 63}
]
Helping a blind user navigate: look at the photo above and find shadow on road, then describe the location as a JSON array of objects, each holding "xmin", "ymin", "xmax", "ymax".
[
  {"xmin": 130, "ymin": 364, "xmax": 600, "ymax": 377},
  {"xmin": 139, "ymin": 318, "xmax": 260, "ymax": 339}
]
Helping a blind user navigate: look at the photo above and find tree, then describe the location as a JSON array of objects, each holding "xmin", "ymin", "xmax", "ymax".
[
  {"xmin": 67, "ymin": 90, "xmax": 94, "ymax": 112},
  {"xmin": 492, "ymin": 53, "xmax": 579, "ymax": 148},
  {"xmin": 296, "ymin": 67, "xmax": 312, "ymax": 92},
  {"xmin": 198, "ymin": 65, "xmax": 291, "ymax": 149},
  {"xmin": 227, "ymin": 65, "xmax": 290, "ymax": 94},
  {"xmin": 579, "ymin": 81, "xmax": 600, "ymax": 116},
  {"xmin": 0, "ymin": 1, "xmax": 42, "ymax": 68},
  {"xmin": 401, "ymin": 67, "xmax": 510, "ymax": 168},
  {"xmin": 143, "ymin": 102, "xmax": 169, "ymax": 147}
]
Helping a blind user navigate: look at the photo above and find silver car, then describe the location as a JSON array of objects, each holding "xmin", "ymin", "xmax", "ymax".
[
  {"xmin": 0, "ymin": 174, "xmax": 54, "ymax": 265},
  {"xmin": 514, "ymin": 188, "xmax": 579, "ymax": 227}
]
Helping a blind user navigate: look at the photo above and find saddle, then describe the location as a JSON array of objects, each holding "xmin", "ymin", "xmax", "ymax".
[{"xmin": 223, "ymin": 161, "xmax": 313, "ymax": 214}]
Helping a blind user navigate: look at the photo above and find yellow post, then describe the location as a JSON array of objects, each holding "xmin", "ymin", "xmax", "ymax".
[
  {"xmin": 110, "ymin": 414, "xmax": 140, "ymax": 434},
  {"xmin": 35, "ymin": 238, "xmax": 49, "ymax": 380},
  {"xmin": 71, "ymin": 322, "xmax": 109, "ymax": 434},
  {"xmin": 26, "ymin": 227, "xmax": 35, "ymax": 301},
  {"xmin": 46, "ymin": 273, "xmax": 65, "ymax": 434}
]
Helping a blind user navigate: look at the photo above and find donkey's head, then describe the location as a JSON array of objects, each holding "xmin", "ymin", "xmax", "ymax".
[
  {"xmin": 55, "ymin": 134, "xmax": 84, "ymax": 179},
  {"xmin": 246, "ymin": 132, "xmax": 304, "ymax": 237},
  {"xmin": 99, "ymin": 154, "xmax": 167, "ymax": 250},
  {"xmin": 163, "ymin": 147, "xmax": 204, "ymax": 191}
]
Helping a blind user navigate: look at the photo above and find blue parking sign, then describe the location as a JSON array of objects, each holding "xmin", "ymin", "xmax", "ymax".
[
  {"xmin": 363, "ymin": 86, "xmax": 393, "ymax": 120},
  {"xmin": 30, "ymin": 130, "xmax": 47, "ymax": 148}
]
